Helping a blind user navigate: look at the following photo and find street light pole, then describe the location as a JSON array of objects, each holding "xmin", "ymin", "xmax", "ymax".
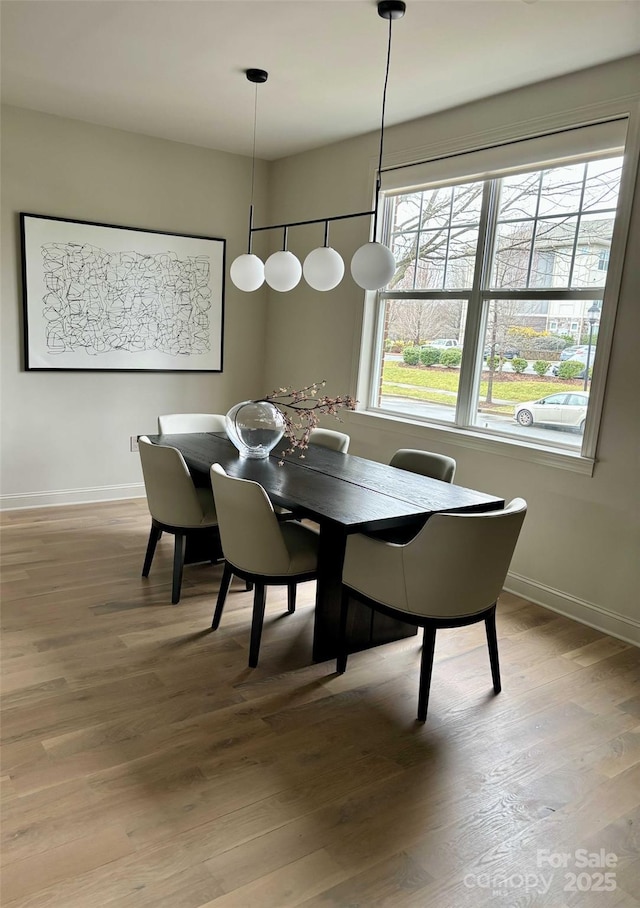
[{"xmin": 583, "ymin": 303, "xmax": 600, "ymax": 391}]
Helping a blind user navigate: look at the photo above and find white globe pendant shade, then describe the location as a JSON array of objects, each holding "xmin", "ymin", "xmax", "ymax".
[
  {"xmin": 350, "ymin": 242, "xmax": 396, "ymax": 291},
  {"xmin": 303, "ymin": 246, "xmax": 345, "ymax": 292},
  {"xmin": 230, "ymin": 253, "xmax": 265, "ymax": 292},
  {"xmin": 264, "ymin": 250, "xmax": 302, "ymax": 292}
]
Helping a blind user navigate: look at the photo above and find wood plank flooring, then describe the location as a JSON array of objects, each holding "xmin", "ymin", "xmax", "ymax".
[{"xmin": 1, "ymin": 498, "xmax": 639, "ymax": 907}]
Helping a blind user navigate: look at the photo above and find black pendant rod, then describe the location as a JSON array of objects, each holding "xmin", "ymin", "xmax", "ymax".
[
  {"xmin": 247, "ymin": 204, "xmax": 255, "ymax": 255},
  {"xmin": 245, "ymin": 68, "xmax": 268, "ymax": 253},
  {"xmin": 242, "ymin": 3, "xmax": 404, "ymax": 247},
  {"xmin": 373, "ymin": 0, "xmax": 405, "ymax": 240},
  {"xmin": 373, "ymin": 9, "xmax": 392, "ymax": 239},
  {"xmin": 249, "ymin": 208, "xmax": 375, "ymax": 234}
]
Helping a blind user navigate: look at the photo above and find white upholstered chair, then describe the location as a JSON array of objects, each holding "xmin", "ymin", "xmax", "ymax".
[
  {"xmin": 209, "ymin": 464, "xmax": 319, "ymax": 667},
  {"xmin": 158, "ymin": 413, "xmax": 226, "ymax": 434},
  {"xmin": 138, "ymin": 436, "xmax": 220, "ymax": 604},
  {"xmin": 308, "ymin": 427, "xmax": 350, "ymax": 453},
  {"xmin": 390, "ymin": 448, "xmax": 456, "ymax": 483},
  {"xmin": 337, "ymin": 498, "xmax": 527, "ymax": 721},
  {"xmin": 157, "ymin": 412, "xmax": 293, "ymax": 519},
  {"xmin": 370, "ymin": 449, "xmax": 457, "ymax": 544}
]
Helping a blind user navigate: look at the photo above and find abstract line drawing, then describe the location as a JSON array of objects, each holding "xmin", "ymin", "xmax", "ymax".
[
  {"xmin": 42, "ymin": 244, "xmax": 212, "ymax": 357},
  {"xmin": 21, "ymin": 214, "xmax": 225, "ymax": 372}
]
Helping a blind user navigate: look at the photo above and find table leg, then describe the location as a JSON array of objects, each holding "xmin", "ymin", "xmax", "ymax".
[
  {"xmin": 312, "ymin": 523, "xmax": 347, "ymax": 663},
  {"xmin": 184, "ymin": 527, "xmax": 223, "ymax": 565},
  {"xmin": 312, "ymin": 523, "xmax": 415, "ymax": 663}
]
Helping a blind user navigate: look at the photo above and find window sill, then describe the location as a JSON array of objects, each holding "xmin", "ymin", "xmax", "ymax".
[{"xmin": 348, "ymin": 408, "xmax": 596, "ymax": 476}]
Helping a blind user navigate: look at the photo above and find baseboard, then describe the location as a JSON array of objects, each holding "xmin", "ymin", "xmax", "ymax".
[
  {"xmin": 506, "ymin": 571, "xmax": 640, "ymax": 648},
  {"xmin": 0, "ymin": 483, "xmax": 146, "ymax": 510}
]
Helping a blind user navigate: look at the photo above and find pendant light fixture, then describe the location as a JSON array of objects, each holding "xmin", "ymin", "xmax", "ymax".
[
  {"xmin": 229, "ymin": 1, "xmax": 406, "ymax": 294},
  {"xmin": 351, "ymin": 0, "xmax": 405, "ymax": 291},
  {"xmin": 303, "ymin": 223, "xmax": 345, "ymax": 292},
  {"xmin": 264, "ymin": 227, "xmax": 303, "ymax": 291},
  {"xmin": 229, "ymin": 67, "xmax": 268, "ymax": 293}
]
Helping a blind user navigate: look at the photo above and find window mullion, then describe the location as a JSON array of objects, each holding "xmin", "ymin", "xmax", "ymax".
[
  {"xmin": 567, "ymin": 162, "xmax": 588, "ymax": 287},
  {"xmin": 456, "ymin": 179, "xmax": 500, "ymax": 426},
  {"xmin": 413, "ymin": 192, "xmax": 424, "ymax": 290}
]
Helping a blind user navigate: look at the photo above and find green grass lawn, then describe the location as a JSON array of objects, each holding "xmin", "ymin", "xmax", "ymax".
[
  {"xmin": 381, "ymin": 384, "xmax": 458, "ymax": 407},
  {"xmin": 383, "ymin": 361, "xmax": 581, "ymax": 406}
]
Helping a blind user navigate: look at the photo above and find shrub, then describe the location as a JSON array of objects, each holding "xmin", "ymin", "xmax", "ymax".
[
  {"xmin": 511, "ymin": 357, "xmax": 528, "ymax": 374},
  {"xmin": 402, "ymin": 346, "xmax": 421, "ymax": 365},
  {"xmin": 439, "ymin": 348, "xmax": 462, "ymax": 367},
  {"xmin": 549, "ymin": 336, "xmax": 569, "ymax": 351},
  {"xmin": 533, "ymin": 360, "xmax": 550, "ymax": 377},
  {"xmin": 419, "ymin": 346, "xmax": 441, "ymax": 367},
  {"xmin": 557, "ymin": 361, "xmax": 584, "ymax": 379},
  {"xmin": 507, "ymin": 327, "xmax": 538, "ymax": 340},
  {"xmin": 528, "ymin": 335, "xmax": 566, "ymax": 352},
  {"xmin": 486, "ymin": 355, "xmax": 501, "ymax": 371}
]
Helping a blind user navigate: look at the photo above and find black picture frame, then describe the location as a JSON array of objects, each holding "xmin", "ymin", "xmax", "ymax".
[{"xmin": 20, "ymin": 213, "xmax": 226, "ymax": 372}]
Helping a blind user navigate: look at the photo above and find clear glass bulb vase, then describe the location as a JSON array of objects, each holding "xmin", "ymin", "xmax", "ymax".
[{"xmin": 225, "ymin": 400, "xmax": 285, "ymax": 459}]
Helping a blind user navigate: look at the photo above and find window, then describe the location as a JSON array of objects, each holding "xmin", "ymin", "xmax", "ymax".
[{"xmin": 367, "ymin": 140, "xmax": 627, "ymax": 457}]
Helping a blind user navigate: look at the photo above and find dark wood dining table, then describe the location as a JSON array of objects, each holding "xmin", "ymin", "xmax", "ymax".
[{"xmin": 148, "ymin": 432, "xmax": 505, "ymax": 662}]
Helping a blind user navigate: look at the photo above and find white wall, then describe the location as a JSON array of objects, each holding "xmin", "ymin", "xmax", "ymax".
[
  {"xmin": 263, "ymin": 57, "xmax": 640, "ymax": 644},
  {"xmin": 0, "ymin": 105, "xmax": 269, "ymax": 507}
]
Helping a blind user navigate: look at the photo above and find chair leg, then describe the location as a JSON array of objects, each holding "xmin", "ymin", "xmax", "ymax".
[
  {"xmin": 336, "ymin": 587, "xmax": 350, "ymax": 674},
  {"xmin": 212, "ymin": 562, "xmax": 233, "ymax": 629},
  {"xmin": 211, "ymin": 529, "xmax": 223, "ymax": 564},
  {"xmin": 417, "ymin": 625, "xmax": 437, "ymax": 722},
  {"xmin": 142, "ymin": 524, "xmax": 162, "ymax": 577},
  {"xmin": 245, "ymin": 580, "xmax": 254, "ymax": 592},
  {"xmin": 248, "ymin": 583, "xmax": 267, "ymax": 668},
  {"xmin": 171, "ymin": 533, "xmax": 186, "ymax": 605},
  {"xmin": 287, "ymin": 583, "xmax": 296, "ymax": 614},
  {"xmin": 485, "ymin": 606, "xmax": 502, "ymax": 694}
]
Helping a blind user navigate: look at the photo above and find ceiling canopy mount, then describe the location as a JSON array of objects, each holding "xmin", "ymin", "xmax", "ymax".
[
  {"xmin": 378, "ymin": 1, "xmax": 406, "ymax": 21},
  {"xmin": 246, "ymin": 68, "xmax": 268, "ymax": 84}
]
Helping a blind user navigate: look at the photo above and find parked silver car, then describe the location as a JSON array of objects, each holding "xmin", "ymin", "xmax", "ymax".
[
  {"xmin": 425, "ymin": 338, "xmax": 460, "ymax": 350},
  {"xmin": 552, "ymin": 348, "xmax": 596, "ymax": 378},
  {"xmin": 514, "ymin": 392, "xmax": 589, "ymax": 431},
  {"xmin": 560, "ymin": 344, "xmax": 597, "ymax": 362}
]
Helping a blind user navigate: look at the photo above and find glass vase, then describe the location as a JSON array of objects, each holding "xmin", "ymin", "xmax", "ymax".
[{"xmin": 225, "ymin": 400, "xmax": 285, "ymax": 459}]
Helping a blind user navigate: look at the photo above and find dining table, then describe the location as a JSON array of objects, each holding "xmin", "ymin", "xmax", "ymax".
[{"xmin": 148, "ymin": 432, "xmax": 505, "ymax": 662}]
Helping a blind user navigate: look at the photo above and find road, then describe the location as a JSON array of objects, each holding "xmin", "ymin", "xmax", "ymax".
[{"xmin": 379, "ymin": 395, "xmax": 583, "ymax": 447}]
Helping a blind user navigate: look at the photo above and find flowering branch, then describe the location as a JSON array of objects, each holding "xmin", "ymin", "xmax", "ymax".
[{"xmin": 260, "ymin": 381, "xmax": 357, "ymax": 462}]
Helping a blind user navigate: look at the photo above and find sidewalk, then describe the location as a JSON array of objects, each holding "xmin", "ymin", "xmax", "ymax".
[{"xmin": 384, "ymin": 380, "xmax": 514, "ymax": 407}]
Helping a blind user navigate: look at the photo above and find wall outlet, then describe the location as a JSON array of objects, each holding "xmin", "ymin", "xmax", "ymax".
[{"xmin": 130, "ymin": 435, "xmax": 139, "ymax": 453}]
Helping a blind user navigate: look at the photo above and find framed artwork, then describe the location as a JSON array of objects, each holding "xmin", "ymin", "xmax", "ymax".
[{"xmin": 20, "ymin": 213, "xmax": 226, "ymax": 372}]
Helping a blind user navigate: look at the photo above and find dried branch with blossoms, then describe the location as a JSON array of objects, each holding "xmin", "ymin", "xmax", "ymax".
[{"xmin": 260, "ymin": 381, "xmax": 357, "ymax": 464}]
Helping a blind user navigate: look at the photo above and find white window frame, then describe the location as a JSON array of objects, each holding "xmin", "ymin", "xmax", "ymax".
[{"xmin": 354, "ymin": 108, "xmax": 640, "ymax": 475}]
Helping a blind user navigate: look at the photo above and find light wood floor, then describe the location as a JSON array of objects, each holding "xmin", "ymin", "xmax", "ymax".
[{"xmin": 1, "ymin": 499, "xmax": 639, "ymax": 908}]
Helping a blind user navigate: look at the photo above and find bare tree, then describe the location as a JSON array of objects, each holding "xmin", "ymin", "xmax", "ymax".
[
  {"xmin": 386, "ymin": 297, "xmax": 465, "ymax": 346},
  {"xmin": 385, "ymin": 298, "xmax": 431, "ymax": 346},
  {"xmin": 387, "ymin": 160, "xmax": 620, "ymax": 297},
  {"xmin": 384, "ymin": 159, "xmax": 621, "ymax": 400}
]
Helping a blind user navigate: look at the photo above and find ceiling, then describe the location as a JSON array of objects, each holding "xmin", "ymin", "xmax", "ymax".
[{"xmin": 1, "ymin": 1, "xmax": 639, "ymax": 161}]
